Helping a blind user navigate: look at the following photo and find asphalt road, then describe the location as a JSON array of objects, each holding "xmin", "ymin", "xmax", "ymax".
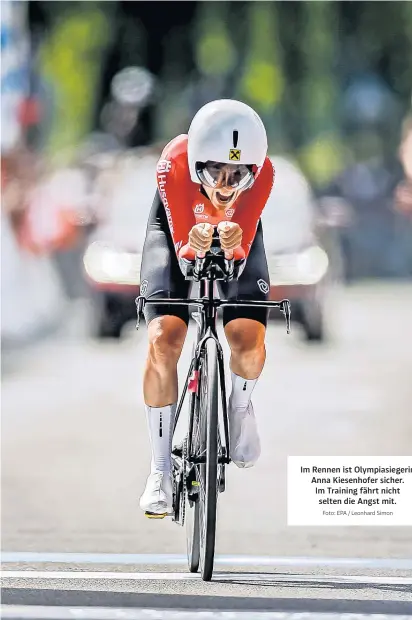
[{"xmin": 2, "ymin": 282, "xmax": 412, "ymax": 618}]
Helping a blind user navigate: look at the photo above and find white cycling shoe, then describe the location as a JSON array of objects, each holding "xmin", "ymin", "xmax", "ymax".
[
  {"xmin": 139, "ymin": 471, "xmax": 173, "ymax": 518},
  {"xmin": 229, "ymin": 401, "xmax": 261, "ymax": 468}
]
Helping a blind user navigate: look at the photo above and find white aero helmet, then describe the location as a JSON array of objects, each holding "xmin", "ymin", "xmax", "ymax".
[{"xmin": 187, "ymin": 99, "xmax": 268, "ymax": 190}]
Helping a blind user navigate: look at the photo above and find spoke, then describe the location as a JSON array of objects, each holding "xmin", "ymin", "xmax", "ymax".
[{"xmin": 198, "ymin": 467, "xmax": 206, "ymax": 498}]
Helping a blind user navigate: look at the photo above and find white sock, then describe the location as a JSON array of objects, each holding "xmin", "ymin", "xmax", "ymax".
[
  {"xmin": 145, "ymin": 404, "xmax": 176, "ymax": 473},
  {"xmin": 229, "ymin": 372, "xmax": 258, "ymax": 410}
]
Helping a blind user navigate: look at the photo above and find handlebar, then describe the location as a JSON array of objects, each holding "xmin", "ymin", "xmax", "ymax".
[{"xmin": 135, "ymin": 295, "xmax": 292, "ymax": 334}]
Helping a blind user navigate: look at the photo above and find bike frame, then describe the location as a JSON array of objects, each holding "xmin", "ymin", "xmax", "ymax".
[{"xmin": 180, "ymin": 276, "xmax": 230, "ymax": 465}]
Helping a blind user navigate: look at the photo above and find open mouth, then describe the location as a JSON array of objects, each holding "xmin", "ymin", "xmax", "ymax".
[{"xmin": 216, "ymin": 191, "xmax": 234, "ymax": 204}]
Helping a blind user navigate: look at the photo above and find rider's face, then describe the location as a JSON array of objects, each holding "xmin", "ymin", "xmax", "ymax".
[{"xmin": 201, "ymin": 162, "xmax": 250, "ymax": 210}]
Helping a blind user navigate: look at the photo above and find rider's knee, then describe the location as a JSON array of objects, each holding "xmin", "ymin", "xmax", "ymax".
[
  {"xmin": 225, "ymin": 318, "xmax": 265, "ymax": 354},
  {"xmin": 148, "ymin": 316, "xmax": 187, "ymax": 365}
]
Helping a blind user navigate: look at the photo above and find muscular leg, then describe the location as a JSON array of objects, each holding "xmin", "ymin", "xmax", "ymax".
[
  {"xmin": 225, "ymin": 318, "xmax": 266, "ymax": 380},
  {"xmin": 144, "ymin": 316, "xmax": 187, "ymax": 407},
  {"xmin": 225, "ymin": 317, "xmax": 266, "ymax": 414}
]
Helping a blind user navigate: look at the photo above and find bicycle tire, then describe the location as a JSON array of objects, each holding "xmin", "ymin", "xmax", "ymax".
[
  {"xmin": 185, "ymin": 390, "xmax": 201, "ymax": 573},
  {"xmin": 199, "ymin": 339, "xmax": 219, "ymax": 581}
]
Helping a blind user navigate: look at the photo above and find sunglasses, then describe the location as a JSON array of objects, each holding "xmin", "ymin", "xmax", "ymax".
[{"xmin": 195, "ymin": 161, "xmax": 255, "ymax": 190}]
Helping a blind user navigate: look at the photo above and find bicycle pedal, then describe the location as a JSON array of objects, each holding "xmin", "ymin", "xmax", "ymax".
[{"xmin": 188, "ymin": 479, "xmax": 200, "ymax": 502}]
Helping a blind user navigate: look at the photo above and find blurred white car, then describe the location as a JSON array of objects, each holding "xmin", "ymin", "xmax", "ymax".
[
  {"xmin": 261, "ymin": 156, "xmax": 334, "ymax": 340},
  {"xmin": 82, "ymin": 150, "xmax": 157, "ymax": 337},
  {"xmin": 83, "ymin": 152, "xmax": 337, "ymax": 341}
]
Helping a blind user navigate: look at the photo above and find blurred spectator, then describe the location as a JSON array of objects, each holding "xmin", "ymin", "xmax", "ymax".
[
  {"xmin": 1, "ymin": 143, "xmax": 41, "ymax": 231},
  {"xmin": 318, "ymin": 122, "xmax": 412, "ymax": 281},
  {"xmin": 394, "ymin": 114, "xmax": 412, "ymax": 217},
  {"xmin": 1, "ymin": 146, "xmax": 67, "ymax": 345},
  {"xmin": 3, "ymin": 146, "xmax": 98, "ymax": 299},
  {"xmin": 25, "ymin": 160, "xmax": 99, "ymax": 299}
]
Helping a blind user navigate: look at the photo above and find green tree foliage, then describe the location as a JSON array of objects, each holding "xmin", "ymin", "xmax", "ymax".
[
  {"xmin": 195, "ymin": 1, "xmax": 236, "ymax": 78},
  {"xmin": 38, "ymin": 3, "xmax": 114, "ymax": 160},
  {"xmin": 298, "ymin": 1, "xmax": 345, "ymax": 187},
  {"xmin": 237, "ymin": 1, "xmax": 285, "ymax": 151}
]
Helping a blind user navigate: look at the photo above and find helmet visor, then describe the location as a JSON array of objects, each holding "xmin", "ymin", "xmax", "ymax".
[{"xmin": 196, "ymin": 161, "xmax": 254, "ymax": 190}]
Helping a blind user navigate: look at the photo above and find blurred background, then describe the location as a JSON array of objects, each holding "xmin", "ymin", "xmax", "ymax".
[
  {"xmin": 2, "ymin": 0, "xmax": 412, "ymax": 345},
  {"xmin": 2, "ymin": 0, "xmax": 412, "ymax": 570}
]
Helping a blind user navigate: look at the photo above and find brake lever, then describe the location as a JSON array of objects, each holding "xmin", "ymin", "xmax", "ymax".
[
  {"xmin": 281, "ymin": 300, "xmax": 291, "ymax": 334},
  {"xmin": 135, "ymin": 295, "xmax": 146, "ymax": 330}
]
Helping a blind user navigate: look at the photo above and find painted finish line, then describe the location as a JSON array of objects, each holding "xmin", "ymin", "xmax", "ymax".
[
  {"xmin": 2, "ymin": 571, "xmax": 412, "ymax": 586},
  {"xmin": 2, "ymin": 609, "xmax": 412, "ymax": 620},
  {"xmin": 2, "ymin": 552, "xmax": 412, "ymax": 570}
]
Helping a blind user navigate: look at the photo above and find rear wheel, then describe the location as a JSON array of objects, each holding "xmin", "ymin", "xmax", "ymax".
[
  {"xmin": 185, "ymin": 392, "xmax": 201, "ymax": 573},
  {"xmin": 186, "ymin": 487, "xmax": 201, "ymax": 572},
  {"xmin": 198, "ymin": 340, "xmax": 219, "ymax": 581}
]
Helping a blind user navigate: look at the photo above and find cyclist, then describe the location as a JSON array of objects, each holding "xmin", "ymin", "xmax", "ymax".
[{"xmin": 139, "ymin": 99, "xmax": 275, "ymax": 517}]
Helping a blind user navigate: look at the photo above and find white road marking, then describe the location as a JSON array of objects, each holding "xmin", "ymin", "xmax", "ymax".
[
  {"xmin": 1, "ymin": 609, "xmax": 412, "ymax": 620},
  {"xmin": 1, "ymin": 570, "xmax": 412, "ymax": 585},
  {"xmin": 2, "ymin": 552, "xmax": 412, "ymax": 570}
]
